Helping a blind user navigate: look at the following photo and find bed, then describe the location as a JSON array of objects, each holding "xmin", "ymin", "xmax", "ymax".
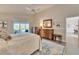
[{"xmin": 0, "ymin": 33, "xmax": 42, "ymax": 55}]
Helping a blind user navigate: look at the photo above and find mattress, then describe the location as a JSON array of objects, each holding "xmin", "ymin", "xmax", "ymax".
[{"xmin": 0, "ymin": 33, "xmax": 41, "ymax": 55}]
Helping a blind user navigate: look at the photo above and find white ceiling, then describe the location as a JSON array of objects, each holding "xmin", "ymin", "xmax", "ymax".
[{"xmin": 0, "ymin": 4, "xmax": 54, "ymax": 14}]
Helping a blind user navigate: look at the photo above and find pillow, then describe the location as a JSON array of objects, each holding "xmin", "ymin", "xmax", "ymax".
[
  {"xmin": 1, "ymin": 33, "xmax": 12, "ymax": 41},
  {"xmin": 0, "ymin": 29, "xmax": 12, "ymax": 41},
  {"xmin": 4, "ymin": 35, "xmax": 12, "ymax": 41}
]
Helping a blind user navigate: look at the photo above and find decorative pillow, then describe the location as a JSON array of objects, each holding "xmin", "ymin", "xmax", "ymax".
[
  {"xmin": 4, "ymin": 35, "xmax": 12, "ymax": 41},
  {"xmin": 0, "ymin": 29, "xmax": 12, "ymax": 41},
  {"xmin": 0, "ymin": 33, "xmax": 12, "ymax": 41}
]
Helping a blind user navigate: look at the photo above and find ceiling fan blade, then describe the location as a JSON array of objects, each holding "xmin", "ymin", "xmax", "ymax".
[
  {"xmin": 31, "ymin": 9, "xmax": 37, "ymax": 14},
  {"xmin": 26, "ymin": 7, "xmax": 37, "ymax": 14},
  {"xmin": 25, "ymin": 7, "xmax": 32, "ymax": 11}
]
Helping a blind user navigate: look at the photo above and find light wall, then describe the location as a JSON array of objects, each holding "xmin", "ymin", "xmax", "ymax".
[
  {"xmin": 0, "ymin": 13, "xmax": 34, "ymax": 34},
  {"xmin": 33, "ymin": 5, "xmax": 79, "ymax": 42}
]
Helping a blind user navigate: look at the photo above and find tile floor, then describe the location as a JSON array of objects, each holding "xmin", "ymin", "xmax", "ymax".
[
  {"xmin": 33, "ymin": 34, "xmax": 79, "ymax": 55},
  {"xmin": 64, "ymin": 34, "xmax": 79, "ymax": 55},
  {"xmin": 33, "ymin": 39, "xmax": 64, "ymax": 55}
]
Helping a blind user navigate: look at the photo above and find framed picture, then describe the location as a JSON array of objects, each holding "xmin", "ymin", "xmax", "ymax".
[
  {"xmin": 3, "ymin": 21, "xmax": 8, "ymax": 28},
  {"xmin": 0, "ymin": 21, "xmax": 3, "ymax": 28},
  {"xmin": 43, "ymin": 19, "xmax": 52, "ymax": 28}
]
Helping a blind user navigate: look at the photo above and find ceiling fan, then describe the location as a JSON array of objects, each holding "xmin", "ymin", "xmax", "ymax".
[{"xmin": 25, "ymin": 6, "xmax": 39, "ymax": 14}]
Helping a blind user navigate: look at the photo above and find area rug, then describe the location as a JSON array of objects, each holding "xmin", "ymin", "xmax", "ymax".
[{"xmin": 34, "ymin": 39, "xmax": 64, "ymax": 55}]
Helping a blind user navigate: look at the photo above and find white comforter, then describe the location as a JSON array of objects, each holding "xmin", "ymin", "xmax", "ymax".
[{"xmin": 0, "ymin": 33, "xmax": 42, "ymax": 55}]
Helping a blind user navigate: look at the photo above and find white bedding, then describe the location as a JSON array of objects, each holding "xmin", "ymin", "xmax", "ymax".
[{"xmin": 0, "ymin": 33, "xmax": 42, "ymax": 55}]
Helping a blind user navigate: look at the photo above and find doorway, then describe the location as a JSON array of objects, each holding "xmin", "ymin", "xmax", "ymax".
[
  {"xmin": 65, "ymin": 16, "xmax": 79, "ymax": 54},
  {"xmin": 66, "ymin": 16, "xmax": 78, "ymax": 39}
]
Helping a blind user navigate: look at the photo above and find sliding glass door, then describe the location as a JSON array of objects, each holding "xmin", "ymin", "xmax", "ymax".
[
  {"xmin": 13, "ymin": 22, "xmax": 29, "ymax": 34},
  {"xmin": 13, "ymin": 23, "xmax": 20, "ymax": 33}
]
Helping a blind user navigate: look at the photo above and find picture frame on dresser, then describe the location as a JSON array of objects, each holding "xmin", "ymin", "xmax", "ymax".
[{"xmin": 3, "ymin": 21, "xmax": 8, "ymax": 28}]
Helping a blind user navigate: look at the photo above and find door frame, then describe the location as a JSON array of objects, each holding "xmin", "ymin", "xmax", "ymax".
[{"xmin": 65, "ymin": 16, "xmax": 79, "ymax": 42}]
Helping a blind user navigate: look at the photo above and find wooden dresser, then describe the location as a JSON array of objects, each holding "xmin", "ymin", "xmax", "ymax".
[
  {"xmin": 35, "ymin": 27, "xmax": 54, "ymax": 40},
  {"xmin": 40, "ymin": 29, "xmax": 54, "ymax": 40},
  {"xmin": 34, "ymin": 27, "xmax": 62, "ymax": 41}
]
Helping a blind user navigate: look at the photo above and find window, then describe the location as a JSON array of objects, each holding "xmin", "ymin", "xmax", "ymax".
[
  {"xmin": 14, "ymin": 23, "xmax": 20, "ymax": 33},
  {"xmin": 25, "ymin": 23, "xmax": 29, "ymax": 32},
  {"xmin": 20, "ymin": 24, "xmax": 26, "ymax": 32},
  {"xmin": 13, "ymin": 22, "xmax": 29, "ymax": 34}
]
